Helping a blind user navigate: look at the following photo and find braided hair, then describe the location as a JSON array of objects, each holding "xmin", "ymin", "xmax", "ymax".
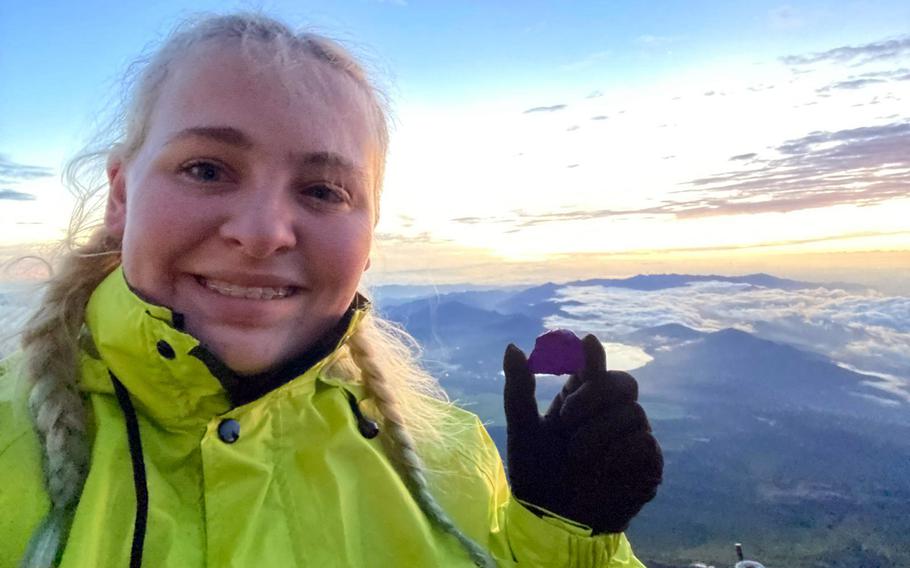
[{"xmin": 19, "ymin": 231, "xmax": 120, "ymax": 567}]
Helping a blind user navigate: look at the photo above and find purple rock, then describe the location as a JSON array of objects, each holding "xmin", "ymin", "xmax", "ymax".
[{"xmin": 527, "ymin": 329, "xmax": 585, "ymax": 375}]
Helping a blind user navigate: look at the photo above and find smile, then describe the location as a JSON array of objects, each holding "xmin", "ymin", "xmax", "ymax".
[{"xmin": 197, "ymin": 276, "xmax": 297, "ymax": 300}]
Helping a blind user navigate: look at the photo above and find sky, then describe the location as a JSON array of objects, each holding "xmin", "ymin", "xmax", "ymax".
[{"xmin": 1, "ymin": 1, "xmax": 908, "ymax": 290}]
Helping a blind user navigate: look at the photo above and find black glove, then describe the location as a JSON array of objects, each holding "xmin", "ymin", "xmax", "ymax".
[{"xmin": 502, "ymin": 334, "xmax": 663, "ymax": 534}]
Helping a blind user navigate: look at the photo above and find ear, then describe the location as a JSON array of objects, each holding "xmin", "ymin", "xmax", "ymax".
[{"xmin": 104, "ymin": 156, "xmax": 128, "ymax": 238}]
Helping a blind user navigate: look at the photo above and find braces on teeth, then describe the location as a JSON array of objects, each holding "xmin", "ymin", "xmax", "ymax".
[{"xmin": 203, "ymin": 279, "xmax": 292, "ymax": 300}]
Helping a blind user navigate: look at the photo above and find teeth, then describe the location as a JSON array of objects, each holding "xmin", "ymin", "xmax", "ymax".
[{"xmin": 202, "ymin": 278, "xmax": 293, "ymax": 300}]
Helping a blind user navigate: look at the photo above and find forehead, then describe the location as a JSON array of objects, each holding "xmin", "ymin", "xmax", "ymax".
[{"xmin": 145, "ymin": 42, "xmax": 377, "ymax": 170}]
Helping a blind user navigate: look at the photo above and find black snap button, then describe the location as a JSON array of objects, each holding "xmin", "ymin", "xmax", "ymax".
[
  {"xmin": 218, "ymin": 419, "xmax": 240, "ymax": 443},
  {"xmin": 156, "ymin": 340, "xmax": 176, "ymax": 359},
  {"xmin": 358, "ymin": 418, "xmax": 380, "ymax": 440}
]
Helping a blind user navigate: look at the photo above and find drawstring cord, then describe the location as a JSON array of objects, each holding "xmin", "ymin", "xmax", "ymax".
[
  {"xmin": 344, "ymin": 389, "xmax": 381, "ymax": 439},
  {"xmin": 109, "ymin": 372, "xmax": 148, "ymax": 568}
]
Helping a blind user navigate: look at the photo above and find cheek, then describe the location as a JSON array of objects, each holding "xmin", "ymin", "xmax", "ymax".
[
  {"xmin": 121, "ymin": 187, "xmax": 214, "ymax": 276},
  {"xmin": 307, "ymin": 217, "xmax": 372, "ymax": 286}
]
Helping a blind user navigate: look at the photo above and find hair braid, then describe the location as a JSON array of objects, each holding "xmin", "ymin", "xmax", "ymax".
[
  {"xmin": 19, "ymin": 230, "xmax": 121, "ymax": 568},
  {"xmin": 346, "ymin": 320, "xmax": 496, "ymax": 568}
]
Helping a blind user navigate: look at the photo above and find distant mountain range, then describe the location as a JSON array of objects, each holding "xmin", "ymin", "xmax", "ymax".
[
  {"xmin": 379, "ymin": 273, "xmax": 910, "ymax": 568},
  {"xmin": 374, "ymin": 272, "xmax": 869, "ymax": 309}
]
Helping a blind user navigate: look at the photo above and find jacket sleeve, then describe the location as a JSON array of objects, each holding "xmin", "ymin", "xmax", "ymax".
[
  {"xmin": 0, "ymin": 354, "xmax": 51, "ymax": 568},
  {"xmin": 473, "ymin": 418, "xmax": 646, "ymax": 568}
]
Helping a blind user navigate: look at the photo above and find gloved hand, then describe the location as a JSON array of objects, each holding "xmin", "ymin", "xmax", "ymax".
[{"xmin": 502, "ymin": 334, "xmax": 663, "ymax": 534}]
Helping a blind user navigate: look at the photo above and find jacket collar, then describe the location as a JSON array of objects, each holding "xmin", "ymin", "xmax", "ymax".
[{"xmin": 80, "ymin": 266, "xmax": 368, "ymax": 428}]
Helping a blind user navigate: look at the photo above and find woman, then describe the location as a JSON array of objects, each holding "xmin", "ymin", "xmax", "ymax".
[{"xmin": 0, "ymin": 13, "xmax": 662, "ymax": 567}]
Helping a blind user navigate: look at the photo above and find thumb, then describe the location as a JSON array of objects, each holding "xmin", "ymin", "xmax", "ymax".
[{"xmin": 503, "ymin": 344, "xmax": 540, "ymax": 434}]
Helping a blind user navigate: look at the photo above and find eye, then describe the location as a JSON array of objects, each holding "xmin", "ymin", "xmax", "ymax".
[
  {"xmin": 181, "ymin": 160, "xmax": 228, "ymax": 183},
  {"xmin": 302, "ymin": 183, "xmax": 347, "ymax": 205}
]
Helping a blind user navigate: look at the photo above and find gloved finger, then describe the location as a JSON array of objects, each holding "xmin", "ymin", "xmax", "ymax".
[
  {"xmin": 558, "ymin": 371, "xmax": 640, "ymax": 430},
  {"xmin": 581, "ymin": 334, "xmax": 607, "ymax": 375},
  {"xmin": 600, "ymin": 370, "xmax": 639, "ymax": 404},
  {"xmin": 564, "ymin": 403, "xmax": 651, "ymax": 462},
  {"xmin": 542, "ymin": 335, "xmax": 606, "ymax": 423},
  {"xmin": 555, "ymin": 380, "xmax": 605, "ymax": 432},
  {"xmin": 543, "ymin": 372, "xmax": 584, "ymax": 422},
  {"xmin": 583, "ymin": 429, "xmax": 664, "ymax": 495},
  {"xmin": 503, "ymin": 344, "xmax": 541, "ymax": 435},
  {"xmin": 568, "ymin": 428, "xmax": 663, "ymax": 517}
]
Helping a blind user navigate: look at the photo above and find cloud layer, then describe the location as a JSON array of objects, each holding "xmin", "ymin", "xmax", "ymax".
[
  {"xmin": 0, "ymin": 155, "xmax": 52, "ymax": 201},
  {"xmin": 781, "ymin": 35, "xmax": 910, "ymax": 66},
  {"xmin": 0, "ymin": 189, "xmax": 36, "ymax": 201},
  {"xmin": 545, "ymin": 281, "xmax": 910, "ymax": 403},
  {"xmin": 522, "ymin": 104, "xmax": 567, "ymax": 114},
  {"xmin": 670, "ymin": 121, "xmax": 910, "ymax": 218},
  {"xmin": 0, "ymin": 154, "xmax": 52, "ymax": 184}
]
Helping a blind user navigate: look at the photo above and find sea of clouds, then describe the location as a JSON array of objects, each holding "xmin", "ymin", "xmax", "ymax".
[{"xmin": 546, "ymin": 281, "xmax": 910, "ymax": 403}]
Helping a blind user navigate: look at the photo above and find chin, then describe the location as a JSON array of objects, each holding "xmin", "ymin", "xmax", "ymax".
[
  {"xmin": 201, "ymin": 338, "xmax": 284, "ymax": 375},
  {"xmin": 224, "ymin": 358, "xmax": 269, "ymax": 375}
]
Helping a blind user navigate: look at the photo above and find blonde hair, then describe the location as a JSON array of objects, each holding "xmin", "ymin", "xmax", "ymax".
[{"xmin": 19, "ymin": 13, "xmax": 493, "ymax": 568}]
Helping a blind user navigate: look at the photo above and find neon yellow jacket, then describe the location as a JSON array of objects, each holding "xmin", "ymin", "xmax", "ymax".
[{"xmin": 0, "ymin": 268, "xmax": 645, "ymax": 567}]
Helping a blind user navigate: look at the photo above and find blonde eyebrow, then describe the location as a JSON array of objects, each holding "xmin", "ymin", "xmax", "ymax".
[
  {"xmin": 167, "ymin": 126, "xmax": 254, "ymax": 148},
  {"xmin": 292, "ymin": 151, "xmax": 362, "ymax": 176}
]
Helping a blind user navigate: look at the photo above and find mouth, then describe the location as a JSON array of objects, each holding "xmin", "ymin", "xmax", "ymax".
[{"xmin": 195, "ymin": 275, "xmax": 299, "ymax": 301}]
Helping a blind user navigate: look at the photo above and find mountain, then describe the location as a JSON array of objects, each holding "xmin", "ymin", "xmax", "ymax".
[
  {"xmin": 369, "ymin": 283, "xmax": 525, "ymax": 308},
  {"xmin": 381, "ymin": 298, "xmax": 545, "ymax": 395},
  {"xmin": 622, "ymin": 323, "xmax": 707, "ymax": 352},
  {"xmin": 568, "ymin": 272, "xmax": 817, "ymax": 291},
  {"xmin": 634, "ymin": 326, "xmax": 909, "ymax": 423},
  {"xmin": 622, "ymin": 324, "xmax": 909, "ymax": 566},
  {"xmin": 376, "ymin": 272, "xmax": 872, "ymax": 328}
]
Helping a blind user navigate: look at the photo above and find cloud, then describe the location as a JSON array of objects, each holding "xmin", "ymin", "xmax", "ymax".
[
  {"xmin": 591, "ymin": 115, "xmax": 609, "ymax": 121},
  {"xmin": 781, "ymin": 35, "xmax": 910, "ymax": 66},
  {"xmin": 816, "ymin": 68, "xmax": 910, "ymax": 92},
  {"xmin": 0, "ymin": 189, "xmax": 36, "ymax": 201},
  {"xmin": 566, "ymin": 125, "xmax": 580, "ymax": 132},
  {"xmin": 522, "ymin": 104, "xmax": 567, "ymax": 114},
  {"xmin": 586, "ymin": 90, "xmax": 603, "ymax": 99},
  {"xmin": 666, "ymin": 121, "xmax": 910, "ymax": 218},
  {"xmin": 545, "ymin": 280, "xmax": 910, "ymax": 402},
  {"xmin": 819, "ymin": 78, "xmax": 887, "ymax": 91},
  {"xmin": 730, "ymin": 153, "xmax": 757, "ymax": 161},
  {"xmin": 0, "ymin": 155, "xmax": 53, "ymax": 185}
]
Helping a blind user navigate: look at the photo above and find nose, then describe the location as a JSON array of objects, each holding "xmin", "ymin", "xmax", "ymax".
[{"xmin": 219, "ymin": 191, "xmax": 297, "ymax": 258}]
